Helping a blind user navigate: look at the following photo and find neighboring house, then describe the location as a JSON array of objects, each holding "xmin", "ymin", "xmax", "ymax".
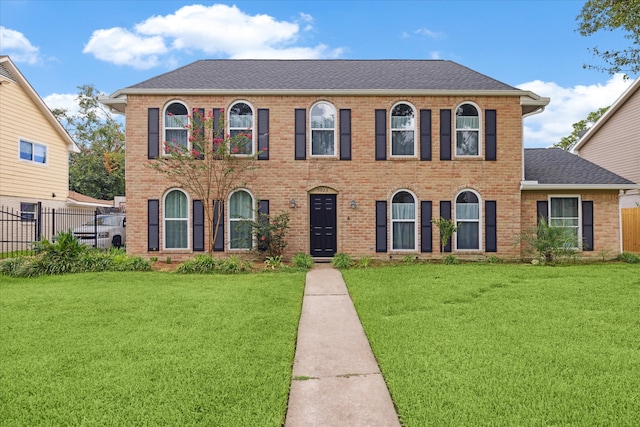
[
  {"xmin": 67, "ymin": 191, "xmax": 114, "ymax": 210},
  {"xmin": 101, "ymin": 59, "xmax": 637, "ymax": 261},
  {"xmin": 572, "ymin": 77, "xmax": 640, "ymax": 208}
]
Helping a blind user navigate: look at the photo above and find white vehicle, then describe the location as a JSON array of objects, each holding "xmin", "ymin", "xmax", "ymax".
[{"xmin": 73, "ymin": 214, "xmax": 126, "ymax": 249}]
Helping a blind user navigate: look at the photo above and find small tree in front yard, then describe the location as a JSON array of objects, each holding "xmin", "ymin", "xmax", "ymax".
[
  {"xmin": 519, "ymin": 218, "xmax": 579, "ymax": 264},
  {"xmin": 249, "ymin": 211, "xmax": 290, "ymax": 258},
  {"xmin": 147, "ymin": 109, "xmax": 263, "ymax": 253},
  {"xmin": 431, "ymin": 217, "xmax": 458, "ymax": 253}
]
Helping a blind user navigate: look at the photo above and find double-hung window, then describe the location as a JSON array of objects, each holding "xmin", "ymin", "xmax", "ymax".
[
  {"xmin": 20, "ymin": 140, "xmax": 47, "ymax": 164},
  {"xmin": 391, "ymin": 103, "xmax": 416, "ymax": 156},
  {"xmin": 164, "ymin": 189, "xmax": 189, "ymax": 249},
  {"xmin": 455, "ymin": 190, "xmax": 481, "ymax": 250},
  {"xmin": 310, "ymin": 102, "xmax": 336, "ymax": 156},
  {"xmin": 164, "ymin": 102, "xmax": 189, "ymax": 152},
  {"xmin": 20, "ymin": 202, "xmax": 37, "ymax": 222},
  {"xmin": 455, "ymin": 103, "xmax": 480, "ymax": 156},
  {"xmin": 391, "ymin": 190, "xmax": 416, "ymax": 250},
  {"xmin": 550, "ymin": 196, "xmax": 580, "ymax": 247},
  {"xmin": 229, "ymin": 102, "xmax": 254, "ymax": 155},
  {"xmin": 229, "ymin": 190, "xmax": 254, "ymax": 249}
]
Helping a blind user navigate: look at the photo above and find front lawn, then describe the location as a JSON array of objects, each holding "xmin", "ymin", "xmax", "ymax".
[
  {"xmin": 343, "ymin": 264, "xmax": 640, "ymax": 427},
  {"xmin": 0, "ymin": 271, "xmax": 305, "ymax": 426}
]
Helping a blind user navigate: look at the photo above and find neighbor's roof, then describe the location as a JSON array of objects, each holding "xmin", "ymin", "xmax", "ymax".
[
  {"xmin": 522, "ymin": 148, "xmax": 638, "ymax": 190},
  {"xmin": 102, "ymin": 59, "xmax": 549, "ymax": 115},
  {"xmin": 67, "ymin": 191, "xmax": 113, "ymax": 208}
]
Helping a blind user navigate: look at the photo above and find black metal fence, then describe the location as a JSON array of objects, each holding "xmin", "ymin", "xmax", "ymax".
[{"xmin": 0, "ymin": 203, "xmax": 100, "ymax": 259}]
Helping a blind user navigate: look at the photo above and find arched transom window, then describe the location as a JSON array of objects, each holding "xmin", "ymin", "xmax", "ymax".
[
  {"xmin": 310, "ymin": 102, "xmax": 336, "ymax": 156},
  {"xmin": 455, "ymin": 190, "xmax": 480, "ymax": 250},
  {"xmin": 229, "ymin": 189, "xmax": 254, "ymax": 249},
  {"xmin": 229, "ymin": 102, "xmax": 254, "ymax": 155},
  {"xmin": 164, "ymin": 189, "xmax": 189, "ymax": 249},
  {"xmin": 391, "ymin": 190, "xmax": 416, "ymax": 250},
  {"xmin": 455, "ymin": 103, "xmax": 480, "ymax": 156},
  {"xmin": 391, "ymin": 103, "xmax": 416, "ymax": 156},
  {"xmin": 164, "ymin": 102, "xmax": 189, "ymax": 151}
]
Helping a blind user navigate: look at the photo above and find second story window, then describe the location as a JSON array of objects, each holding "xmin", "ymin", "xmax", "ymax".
[
  {"xmin": 164, "ymin": 102, "xmax": 189, "ymax": 151},
  {"xmin": 20, "ymin": 140, "xmax": 47, "ymax": 164},
  {"xmin": 391, "ymin": 103, "xmax": 416, "ymax": 156},
  {"xmin": 310, "ymin": 102, "xmax": 336, "ymax": 156},
  {"xmin": 229, "ymin": 102, "xmax": 254, "ymax": 155},
  {"xmin": 455, "ymin": 103, "xmax": 480, "ymax": 156}
]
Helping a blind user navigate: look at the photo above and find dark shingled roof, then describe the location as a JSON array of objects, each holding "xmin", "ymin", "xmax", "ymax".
[
  {"xmin": 524, "ymin": 148, "xmax": 635, "ymax": 185},
  {"xmin": 128, "ymin": 59, "xmax": 518, "ymax": 91}
]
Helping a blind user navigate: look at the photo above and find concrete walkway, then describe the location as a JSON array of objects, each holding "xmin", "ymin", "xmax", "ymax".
[{"xmin": 285, "ymin": 264, "xmax": 401, "ymax": 427}]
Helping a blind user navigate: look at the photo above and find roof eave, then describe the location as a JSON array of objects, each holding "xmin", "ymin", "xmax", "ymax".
[
  {"xmin": 520, "ymin": 182, "xmax": 639, "ymax": 191},
  {"xmin": 521, "ymin": 92, "xmax": 550, "ymax": 117}
]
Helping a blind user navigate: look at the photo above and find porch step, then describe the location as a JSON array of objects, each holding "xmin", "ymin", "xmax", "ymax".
[{"xmin": 313, "ymin": 257, "xmax": 333, "ymax": 264}]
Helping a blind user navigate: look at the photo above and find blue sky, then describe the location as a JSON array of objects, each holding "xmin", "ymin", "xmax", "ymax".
[{"xmin": 1, "ymin": 0, "xmax": 636, "ymax": 148}]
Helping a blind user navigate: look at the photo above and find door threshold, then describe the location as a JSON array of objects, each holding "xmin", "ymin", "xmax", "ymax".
[{"xmin": 312, "ymin": 257, "xmax": 333, "ymax": 263}]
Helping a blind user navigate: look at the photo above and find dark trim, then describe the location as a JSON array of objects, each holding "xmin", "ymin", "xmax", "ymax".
[
  {"xmin": 193, "ymin": 108, "xmax": 205, "ymax": 159},
  {"xmin": 258, "ymin": 109, "xmax": 269, "ymax": 160},
  {"xmin": 295, "ymin": 108, "xmax": 306, "ymax": 160},
  {"xmin": 213, "ymin": 108, "xmax": 223, "ymax": 151},
  {"xmin": 420, "ymin": 201, "xmax": 433, "ymax": 252},
  {"xmin": 420, "ymin": 109, "xmax": 432, "ymax": 161},
  {"xmin": 148, "ymin": 199, "xmax": 159, "ymax": 251},
  {"xmin": 582, "ymin": 200, "xmax": 594, "ymax": 251},
  {"xmin": 376, "ymin": 201, "xmax": 387, "ymax": 252},
  {"xmin": 375, "ymin": 109, "xmax": 387, "ymax": 160},
  {"xmin": 339, "ymin": 109, "xmax": 351, "ymax": 160},
  {"xmin": 485, "ymin": 200, "xmax": 497, "ymax": 252},
  {"xmin": 440, "ymin": 200, "xmax": 452, "ymax": 252},
  {"xmin": 193, "ymin": 200, "xmax": 205, "ymax": 252},
  {"xmin": 213, "ymin": 200, "xmax": 224, "ymax": 252},
  {"xmin": 147, "ymin": 108, "xmax": 159, "ymax": 159},
  {"xmin": 440, "ymin": 109, "xmax": 452, "ymax": 161},
  {"xmin": 536, "ymin": 200, "xmax": 549, "ymax": 225},
  {"xmin": 485, "ymin": 109, "xmax": 497, "ymax": 161}
]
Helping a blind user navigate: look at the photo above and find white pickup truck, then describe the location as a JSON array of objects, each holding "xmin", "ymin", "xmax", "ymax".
[{"xmin": 73, "ymin": 214, "xmax": 126, "ymax": 249}]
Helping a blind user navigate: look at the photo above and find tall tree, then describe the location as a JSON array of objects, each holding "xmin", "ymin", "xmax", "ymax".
[
  {"xmin": 577, "ymin": 0, "xmax": 640, "ymax": 77},
  {"xmin": 52, "ymin": 85, "xmax": 125, "ymax": 200},
  {"xmin": 555, "ymin": 106, "xmax": 609, "ymax": 150}
]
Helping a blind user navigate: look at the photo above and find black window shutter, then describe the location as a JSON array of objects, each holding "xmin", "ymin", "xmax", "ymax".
[
  {"xmin": 375, "ymin": 109, "xmax": 387, "ymax": 160},
  {"xmin": 420, "ymin": 109, "xmax": 432, "ymax": 161},
  {"xmin": 440, "ymin": 109, "xmax": 452, "ymax": 161},
  {"xmin": 295, "ymin": 108, "xmax": 306, "ymax": 160},
  {"xmin": 376, "ymin": 201, "xmax": 387, "ymax": 252},
  {"xmin": 213, "ymin": 200, "xmax": 224, "ymax": 252},
  {"xmin": 485, "ymin": 110, "xmax": 497, "ymax": 161},
  {"xmin": 340, "ymin": 109, "xmax": 351, "ymax": 160},
  {"xmin": 582, "ymin": 201, "xmax": 594, "ymax": 251},
  {"xmin": 259, "ymin": 200, "xmax": 270, "ymax": 216},
  {"xmin": 440, "ymin": 201, "xmax": 452, "ymax": 252},
  {"xmin": 193, "ymin": 200, "xmax": 205, "ymax": 251},
  {"xmin": 485, "ymin": 200, "xmax": 497, "ymax": 252},
  {"xmin": 193, "ymin": 108, "xmax": 205, "ymax": 159},
  {"xmin": 421, "ymin": 201, "xmax": 433, "ymax": 252},
  {"xmin": 213, "ymin": 108, "xmax": 223, "ymax": 151},
  {"xmin": 148, "ymin": 108, "xmax": 159, "ymax": 159},
  {"xmin": 148, "ymin": 199, "xmax": 159, "ymax": 251},
  {"xmin": 258, "ymin": 109, "xmax": 269, "ymax": 160},
  {"xmin": 537, "ymin": 201, "xmax": 549, "ymax": 225}
]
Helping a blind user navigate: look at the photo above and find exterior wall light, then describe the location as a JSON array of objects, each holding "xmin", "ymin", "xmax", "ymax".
[
  {"xmin": 290, "ymin": 198, "xmax": 296, "ymax": 208},
  {"xmin": 351, "ymin": 199, "xmax": 357, "ymax": 209}
]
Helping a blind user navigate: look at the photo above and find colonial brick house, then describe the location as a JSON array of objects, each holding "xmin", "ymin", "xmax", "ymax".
[{"xmin": 102, "ymin": 60, "xmax": 637, "ymax": 260}]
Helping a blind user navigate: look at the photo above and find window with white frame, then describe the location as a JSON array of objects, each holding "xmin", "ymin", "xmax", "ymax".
[
  {"xmin": 391, "ymin": 190, "xmax": 416, "ymax": 250},
  {"xmin": 455, "ymin": 103, "xmax": 480, "ymax": 156},
  {"xmin": 310, "ymin": 102, "xmax": 336, "ymax": 156},
  {"xmin": 550, "ymin": 196, "xmax": 580, "ymax": 247},
  {"xmin": 164, "ymin": 102, "xmax": 189, "ymax": 152},
  {"xmin": 391, "ymin": 103, "xmax": 416, "ymax": 156},
  {"xmin": 19, "ymin": 140, "xmax": 47, "ymax": 164},
  {"xmin": 456, "ymin": 190, "xmax": 480, "ymax": 250},
  {"xmin": 229, "ymin": 102, "xmax": 254, "ymax": 155},
  {"xmin": 229, "ymin": 189, "xmax": 254, "ymax": 249},
  {"xmin": 164, "ymin": 189, "xmax": 189, "ymax": 249},
  {"xmin": 20, "ymin": 202, "xmax": 37, "ymax": 222}
]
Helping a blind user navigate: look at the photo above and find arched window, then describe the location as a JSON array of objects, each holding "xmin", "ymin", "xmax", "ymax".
[
  {"xmin": 455, "ymin": 103, "xmax": 480, "ymax": 156},
  {"xmin": 455, "ymin": 190, "xmax": 481, "ymax": 250},
  {"xmin": 391, "ymin": 103, "xmax": 416, "ymax": 156},
  {"xmin": 164, "ymin": 102, "xmax": 189, "ymax": 152},
  {"xmin": 310, "ymin": 102, "xmax": 336, "ymax": 156},
  {"xmin": 391, "ymin": 190, "xmax": 417, "ymax": 250},
  {"xmin": 164, "ymin": 189, "xmax": 189, "ymax": 249},
  {"xmin": 229, "ymin": 189, "xmax": 254, "ymax": 249},
  {"xmin": 229, "ymin": 101, "xmax": 254, "ymax": 155}
]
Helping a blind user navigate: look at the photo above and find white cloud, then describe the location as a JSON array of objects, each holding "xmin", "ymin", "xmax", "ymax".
[
  {"xmin": 43, "ymin": 93, "xmax": 79, "ymax": 114},
  {"xmin": 84, "ymin": 4, "xmax": 341, "ymax": 67},
  {"xmin": 83, "ymin": 27, "xmax": 168, "ymax": 70},
  {"xmin": 415, "ymin": 28, "xmax": 445, "ymax": 39},
  {"xmin": 519, "ymin": 74, "xmax": 634, "ymax": 148},
  {"xmin": 0, "ymin": 26, "xmax": 40, "ymax": 64}
]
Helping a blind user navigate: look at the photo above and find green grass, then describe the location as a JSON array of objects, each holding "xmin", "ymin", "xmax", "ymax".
[
  {"xmin": 343, "ymin": 264, "xmax": 640, "ymax": 427},
  {"xmin": 0, "ymin": 271, "xmax": 305, "ymax": 426}
]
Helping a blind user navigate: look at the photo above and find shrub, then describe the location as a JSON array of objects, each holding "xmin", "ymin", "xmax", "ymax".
[
  {"xmin": 331, "ymin": 253, "xmax": 352, "ymax": 269},
  {"xmin": 176, "ymin": 255, "xmax": 219, "ymax": 274},
  {"xmin": 251, "ymin": 212, "xmax": 290, "ymax": 258},
  {"xmin": 264, "ymin": 255, "xmax": 283, "ymax": 270},
  {"xmin": 617, "ymin": 252, "xmax": 640, "ymax": 264},
  {"xmin": 292, "ymin": 253, "xmax": 314, "ymax": 270},
  {"xmin": 402, "ymin": 254, "xmax": 416, "ymax": 264},
  {"xmin": 443, "ymin": 255, "xmax": 459, "ymax": 265},
  {"xmin": 518, "ymin": 219, "xmax": 579, "ymax": 264},
  {"xmin": 356, "ymin": 256, "xmax": 372, "ymax": 269},
  {"xmin": 485, "ymin": 255, "xmax": 502, "ymax": 264},
  {"xmin": 218, "ymin": 256, "xmax": 252, "ymax": 274}
]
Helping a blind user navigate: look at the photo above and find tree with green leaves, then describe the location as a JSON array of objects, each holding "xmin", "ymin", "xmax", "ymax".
[
  {"xmin": 555, "ymin": 106, "xmax": 609, "ymax": 150},
  {"xmin": 577, "ymin": 0, "xmax": 640, "ymax": 78},
  {"xmin": 52, "ymin": 84, "xmax": 125, "ymax": 200}
]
